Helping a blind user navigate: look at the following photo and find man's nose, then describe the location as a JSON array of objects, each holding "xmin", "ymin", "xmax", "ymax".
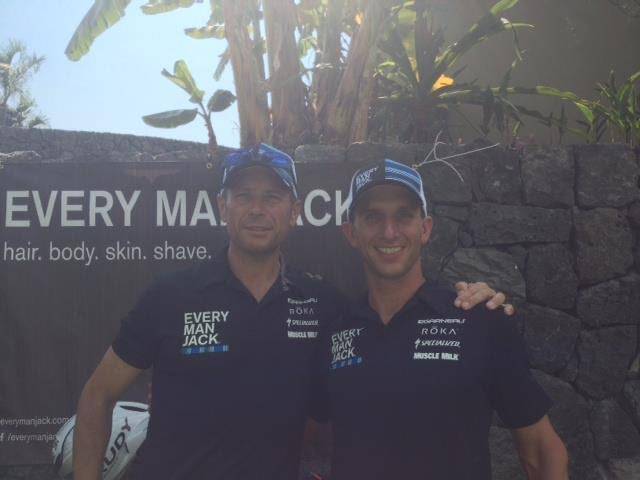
[
  {"xmin": 247, "ymin": 197, "xmax": 267, "ymax": 214},
  {"xmin": 381, "ymin": 218, "xmax": 400, "ymax": 239}
]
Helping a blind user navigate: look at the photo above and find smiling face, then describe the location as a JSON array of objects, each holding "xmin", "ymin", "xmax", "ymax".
[
  {"xmin": 217, "ymin": 166, "xmax": 300, "ymax": 257},
  {"xmin": 342, "ymin": 184, "xmax": 433, "ymax": 281}
]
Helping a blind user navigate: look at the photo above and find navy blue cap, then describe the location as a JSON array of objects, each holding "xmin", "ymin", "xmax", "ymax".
[
  {"xmin": 347, "ymin": 159, "xmax": 428, "ymax": 219},
  {"xmin": 221, "ymin": 143, "xmax": 298, "ymax": 198}
]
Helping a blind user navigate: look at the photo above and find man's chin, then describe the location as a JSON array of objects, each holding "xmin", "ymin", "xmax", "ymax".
[
  {"xmin": 367, "ymin": 262, "xmax": 412, "ymax": 281},
  {"xmin": 237, "ymin": 237, "xmax": 280, "ymax": 256}
]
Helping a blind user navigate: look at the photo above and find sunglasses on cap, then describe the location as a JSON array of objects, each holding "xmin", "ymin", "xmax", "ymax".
[{"xmin": 221, "ymin": 143, "xmax": 298, "ymax": 197}]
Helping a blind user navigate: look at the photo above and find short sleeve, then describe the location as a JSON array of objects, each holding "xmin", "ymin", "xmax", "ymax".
[
  {"xmin": 111, "ymin": 281, "xmax": 163, "ymax": 370},
  {"xmin": 308, "ymin": 285, "xmax": 349, "ymax": 423},
  {"xmin": 487, "ymin": 311, "xmax": 552, "ymax": 429}
]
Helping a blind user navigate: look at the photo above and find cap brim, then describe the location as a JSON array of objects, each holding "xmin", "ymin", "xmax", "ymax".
[
  {"xmin": 221, "ymin": 163, "xmax": 297, "ymax": 197},
  {"xmin": 348, "ymin": 178, "xmax": 427, "ymax": 218}
]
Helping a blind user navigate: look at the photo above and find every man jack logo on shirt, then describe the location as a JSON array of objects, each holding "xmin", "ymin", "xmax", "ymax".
[
  {"xmin": 181, "ymin": 310, "xmax": 230, "ymax": 355},
  {"xmin": 330, "ymin": 328, "xmax": 364, "ymax": 370},
  {"xmin": 286, "ymin": 297, "xmax": 319, "ymax": 339},
  {"xmin": 413, "ymin": 318, "xmax": 465, "ymax": 362}
]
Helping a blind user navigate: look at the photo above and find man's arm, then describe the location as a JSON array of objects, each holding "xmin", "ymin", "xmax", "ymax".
[
  {"xmin": 511, "ymin": 415, "xmax": 568, "ymax": 480},
  {"xmin": 73, "ymin": 347, "xmax": 143, "ymax": 480}
]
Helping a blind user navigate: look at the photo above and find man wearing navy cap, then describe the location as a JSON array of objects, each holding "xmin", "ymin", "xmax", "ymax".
[
  {"xmin": 322, "ymin": 159, "xmax": 568, "ymax": 479},
  {"xmin": 72, "ymin": 145, "xmax": 512, "ymax": 480}
]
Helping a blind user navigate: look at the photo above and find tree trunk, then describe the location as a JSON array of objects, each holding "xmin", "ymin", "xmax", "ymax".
[
  {"xmin": 348, "ymin": 43, "xmax": 378, "ymax": 143},
  {"xmin": 222, "ymin": 0, "xmax": 270, "ymax": 146},
  {"xmin": 323, "ymin": 0, "xmax": 392, "ymax": 145},
  {"xmin": 310, "ymin": 0, "xmax": 345, "ymax": 137},
  {"xmin": 263, "ymin": 0, "xmax": 310, "ymax": 149}
]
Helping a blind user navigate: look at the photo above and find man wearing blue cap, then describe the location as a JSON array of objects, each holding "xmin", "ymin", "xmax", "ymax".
[
  {"xmin": 72, "ymin": 145, "xmax": 511, "ymax": 480},
  {"xmin": 320, "ymin": 159, "xmax": 568, "ymax": 479}
]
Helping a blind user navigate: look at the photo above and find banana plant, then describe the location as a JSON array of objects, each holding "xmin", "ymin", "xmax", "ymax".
[
  {"xmin": 369, "ymin": 0, "xmax": 544, "ymax": 143},
  {"xmin": 142, "ymin": 59, "xmax": 235, "ymax": 149}
]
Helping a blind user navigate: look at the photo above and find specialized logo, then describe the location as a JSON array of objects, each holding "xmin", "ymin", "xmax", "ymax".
[
  {"xmin": 181, "ymin": 310, "xmax": 230, "ymax": 355},
  {"xmin": 286, "ymin": 297, "xmax": 319, "ymax": 339},
  {"xmin": 330, "ymin": 328, "xmax": 364, "ymax": 369},
  {"xmin": 413, "ymin": 318, "xmax": 464, "ymax": 362}
]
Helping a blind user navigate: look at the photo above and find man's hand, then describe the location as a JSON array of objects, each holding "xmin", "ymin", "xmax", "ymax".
[{"xmin": 454, "ymin": 282, "xmax": 515, "ymax": 315}]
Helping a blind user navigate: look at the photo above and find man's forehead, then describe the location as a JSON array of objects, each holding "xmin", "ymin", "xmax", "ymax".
[{"xmin": 225, "ymin": 166, "xmax": 288, "ymax": 191}]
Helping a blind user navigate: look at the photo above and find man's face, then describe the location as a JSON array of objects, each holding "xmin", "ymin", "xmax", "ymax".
[
  {"xmin": 342, "ymin": 184, "xmax": 433, "ymax": 280},
  {"xmin": 217, "ymin": 166, "xmax": 300, "ymax": 256}
]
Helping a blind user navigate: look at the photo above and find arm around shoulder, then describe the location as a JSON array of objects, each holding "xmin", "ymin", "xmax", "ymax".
[
  {"xmin": 73, "ymin": 347, "xmax": 143, "ymax": 480},
  {"xmin": 512, "ymin": 415, "xmax": 568, "ymax": 480}
]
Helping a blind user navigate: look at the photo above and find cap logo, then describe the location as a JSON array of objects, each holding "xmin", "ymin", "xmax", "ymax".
[{"xmin": 354, "ymin": 166, "xmax": 377, "ymax": 191}]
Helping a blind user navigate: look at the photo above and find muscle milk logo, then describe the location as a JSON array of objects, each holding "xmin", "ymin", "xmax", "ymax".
[
  {"xmin": 330, "ymin": 328, "xmax": 364, "ymax": 369},
  {"xmin": 286, "ymin": 297, "xmax": 319, "ymax": 339},
  {"xmin": 181, "ymin": 310, "xmax": 230, "ymax": 355},
  {"xmin": 354, "ymin": 167, "xmax": 377, "ymax": 191},
  {"xmin": 413, "ymin": 318, "xmax": 464, "ymax": 362}
]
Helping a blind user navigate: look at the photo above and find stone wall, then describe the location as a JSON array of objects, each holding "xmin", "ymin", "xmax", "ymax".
[
  {"xmin": 2, "ymin": 128, "xmax": 640, "ymax": 479},
  {"xmin": 0, "ymin": 127, "xmax": 208, "ymax": 163}
]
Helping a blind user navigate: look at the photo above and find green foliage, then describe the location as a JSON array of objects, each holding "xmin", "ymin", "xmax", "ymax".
[
  {"xmin": 370, "ymin": 0, "xmax": 544, "ymax": 143},
  {"xmin": 141, "ymin": 0, "xmax": 197, "ymax": 15},
  {"xmin": 207, "ymin": 89, "xmax": 235, "ymax": 112},
  {"xmin": 161, "ymin": 59, "xmax": 205, "ymax": 103},
  {"xmin": 65, "ymin": 0, "xmax": 132, "ymax": 61},
  {"xmin": 0, "ymin": 39, "xmax": 47, "ymax": 128},
  {"xmin": 565, "ymin": 70, "xmax": 640, "ymax": 146},
  {"xmin": 142, "ymin": 108, "xmax": 198, "ymax": 127},
  {"xmin": 144, "ymin": 59, "xmax": 236, "ymax": 146}
]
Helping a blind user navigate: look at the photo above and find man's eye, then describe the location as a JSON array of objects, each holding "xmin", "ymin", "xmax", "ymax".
[
  {"xmin": 397, "ymin": 210, "xmax": 416, "ymax": 220},
  {"xmin": 364, "ymin": 212, "xmax": 381, "ymax": 223}
]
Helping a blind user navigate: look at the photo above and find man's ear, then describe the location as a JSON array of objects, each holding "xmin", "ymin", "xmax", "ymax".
[
  {"xmin": 421, "ymin": 215, "xmax": 434, "ymax": 246},
  {"xmin": 290, "ymin": 199, "xmax": 302, "ymax": 227},
  {"xmin": 341, "ymin": 222, "xmax": 358, "ymax": 248},
  {"xmin": 216, "ymin": 193, "xmax": 228, "ymax": 224}
]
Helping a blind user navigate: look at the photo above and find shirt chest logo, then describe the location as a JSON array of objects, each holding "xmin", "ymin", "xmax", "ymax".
[
  {"xmin": 413, "ymin": 318, "xmax": 465, "ymax": 362},
  {"xmin": 330, "ymin": 328, "xmax": 364, "ymax": 369},
  {"xmin": 181, "ymin": 310, "xmax": 230, "ymax": 355},
  {"xmin": 286, "ymin": 297, "xmax": 319, "ymax": 339}
]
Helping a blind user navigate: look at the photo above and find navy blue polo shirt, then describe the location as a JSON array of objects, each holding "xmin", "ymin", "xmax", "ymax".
[
  {"xmin": 324, "ymin": 282, "xmax": 552, "ymax": 480},
  {"xmin": 112, "ymin": 250, "xmax": 345, "ymax": 480}
]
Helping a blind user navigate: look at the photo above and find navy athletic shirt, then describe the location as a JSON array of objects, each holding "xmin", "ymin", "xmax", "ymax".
[
  {"xmin": 323, "ymin": 282, "xmax": 552, "ymax": 480},
  {"xmin": 112, "ymin": 250, "xmax": 345, "ymax": 480}
]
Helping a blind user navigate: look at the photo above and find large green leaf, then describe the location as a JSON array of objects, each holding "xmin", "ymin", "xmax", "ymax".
[
  {"xmin": 65, "ymin": 0, "xmax": 133, "ymax": 61},
  {"xmin": 141, "ymin": 0, "xmax": 196, "ymax": 15},
  {"xmin": 207, "ymin": 89, "xmax": 236, "ymax": 112},
  {"xmin": 490, "ymin": 0, "xmax": 519, "ymax": 16},
  {"xmin": 142, "ymin": 108, "xmax": 198, "ymax": 128},
  {"xmin": 161, "ymin": 59, "xmax": 204, "ymax": 103},
  {"xmin": 430, "ymin": 0, "xmax": 526, "ymax": 87},
  {"xmin": 574, "ymin": 102, "xmax": 594, "ymax": 124}
]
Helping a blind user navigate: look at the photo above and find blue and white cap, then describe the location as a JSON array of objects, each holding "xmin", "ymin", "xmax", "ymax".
[{"xmin": 347, "ymin": 159, "xmax": 428, "ymax": 220}]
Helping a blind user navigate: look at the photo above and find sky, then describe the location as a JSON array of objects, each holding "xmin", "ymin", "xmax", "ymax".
[{"xmin": 0, "ymin": 0, "xmax": 240, "ymax": 147}]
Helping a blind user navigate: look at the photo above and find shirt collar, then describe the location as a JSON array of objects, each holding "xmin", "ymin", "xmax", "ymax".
[
  {"xmin": 352, "ymin": 280, "xmax": 453, "ymax": 322},
  {"xmin": 196, "ymin": 246, "xmax": 306, "ymax": 297},
  {"xmin": 414, "ymin": 281, "xmax": 456, "ymax": 317}
]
